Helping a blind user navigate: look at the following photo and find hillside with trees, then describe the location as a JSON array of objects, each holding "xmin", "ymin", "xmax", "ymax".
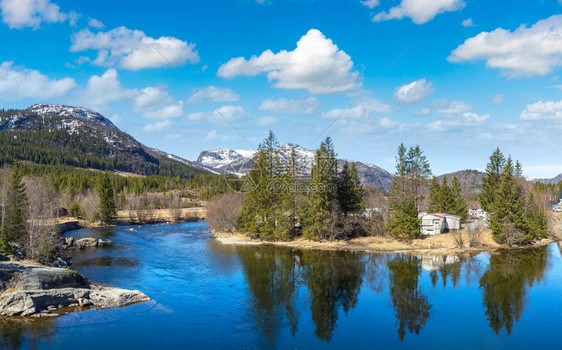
[{"xmin": 0, "ymin": 105, "xmax": 205, "ymax": 178}]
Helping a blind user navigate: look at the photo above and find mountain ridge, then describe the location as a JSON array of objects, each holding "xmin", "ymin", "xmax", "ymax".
[
  {"xmin": 193, "ymin": 143, "xmax": 394, "ymax": 191},
  {"xmin": 0, "ymin": 104, "xmax": 205, "ymax": 178}
]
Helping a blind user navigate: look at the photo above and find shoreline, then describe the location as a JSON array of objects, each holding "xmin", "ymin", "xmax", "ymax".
[
  {"xmin": 213, "ymin": 231, "xmax": 559, "ymax": 255},
  {"xmin": 56, "ymin": 207, "xmax": 206, "ymax": 233}
]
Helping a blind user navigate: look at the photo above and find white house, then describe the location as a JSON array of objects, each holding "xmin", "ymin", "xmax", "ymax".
[
  {"xmin": 469, "ymin": 208, "xmax": 488, "ymax": 220},
  {"xmin": 420, "ymin": 213, "xmax": 462, "ymax": 235}
]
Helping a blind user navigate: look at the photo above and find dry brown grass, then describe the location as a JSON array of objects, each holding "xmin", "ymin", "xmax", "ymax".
[{"xmin": 213, "ymin": 228, "xmax": 521, "ymax": 254}]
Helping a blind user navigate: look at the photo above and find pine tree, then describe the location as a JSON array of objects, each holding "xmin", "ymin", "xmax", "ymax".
[
  {"xmin": 238, "ymin": 131, "xmax": 290, "ymax": 240},
  {"xmin": 1, "ymin": 162, "xmax": 28, "ymax": 252},
  {"xmin": 427, "ymin": 177, "xmax": 441, "ymax": 213},
  {"xmin": 275, "ymin": 147, "xmax": 299, "ymax": 239},
  {"xmin": 449, "ymin": 175, "xmax": 468, "ymax": 220},
  {"xmin": 480, "ymin": 148, "xmax": 506, "ymax": 212},
  {"xmin": 98, "ymin": 173, "xmax": 116, "ymax": 224},
  {"xmin": 407, "ymin": 145, "xmax": 432, "ymax": 211},
  {"xmin": 387, "ymin": 201, "xmax": 420, "ymax": 239},
  {"xmin": 302, "ymin": 137, "xmax": 338, "ymax": 240},
  {"xmin": 387, "ymin": 144, "xmax": 430, "ymax": 239},
  {"xmin": 336, "ymin": 162, "xmax": 364, "ymax": 217},
  {"xmin": 488, "ymin": 158, "xmax": 525, "ymax": 244}
]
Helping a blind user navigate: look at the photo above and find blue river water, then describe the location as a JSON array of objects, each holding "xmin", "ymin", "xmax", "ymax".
[{"xmin": 1, "ymin": 221, "xmax": 562, "ymax": 349}]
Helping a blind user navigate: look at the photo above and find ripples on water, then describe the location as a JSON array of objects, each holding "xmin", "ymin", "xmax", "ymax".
[{"xmin": 1, "ymin": 222, "xmax": 561, "ymax": 349}]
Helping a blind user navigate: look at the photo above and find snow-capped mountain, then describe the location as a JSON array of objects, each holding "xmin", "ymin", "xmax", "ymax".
[
  {"xmin": 196, "ymin": 148, "xmax": 257, "ymax": 171},
  {"xmin": 28, "ymin": 104, "xmax": 117, "ymax": 129},
  {"xmin": 0, "ymin": 104, "xmax": 204, "ymax": 178},
  {"xmin": 193, "ymin": 143, "xmax": 394, "ymax": 190}
]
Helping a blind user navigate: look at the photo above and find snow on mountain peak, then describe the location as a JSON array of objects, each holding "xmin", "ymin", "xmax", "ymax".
[{"xmin": 28, "ymin": 104, "xmax": 116, "ymax": 129}]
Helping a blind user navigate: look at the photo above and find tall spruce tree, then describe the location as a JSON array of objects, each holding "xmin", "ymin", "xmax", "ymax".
[
  {"xmin": 488, "ymin": 157, "xmax": 525, "ymax": 243},
  {"xmin": 336, "ymin": 162, "xmax": 364, "ymax": 217},
  {"xmin": 1, "ymin": 163, "xmax": 27, "ymax": 252},
  {"xmin": 427, "ymin": 177, "xmax": 441, "ymax": 213},
  {"xmin": 302, "ymin": 137, "xmax": 338, "ymax": 240},
  {"xmin": 98, "ymin": 172, "xmax": 116, "ymax": 224},
  {"xmin": 237, "ymin": 131, "xmax": 294, "ymax": 241},
  {"xmin": 388, "ymin": 144, "xmax": 431, "ymax": 239},
  {"xmin": 407, "ymin": 145, "xmax": 432, "ymax": 211},
  {"xmin": 449, "ymin": 175, "xmax": 468, "ymax": 220},
  {"xmin": 480, "ymin": 148, "xmax": 506, "ymax": 212}
]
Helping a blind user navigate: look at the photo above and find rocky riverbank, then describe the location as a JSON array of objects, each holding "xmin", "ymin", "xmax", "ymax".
[{"xmin": 0, "ymin": 261, "xmax": 150, "ymax": 318}]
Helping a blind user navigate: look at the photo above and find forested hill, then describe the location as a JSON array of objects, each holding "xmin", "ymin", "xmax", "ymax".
[{"xmin": 0, "ymin": 104, "xmax": 205, "ymax": 178}]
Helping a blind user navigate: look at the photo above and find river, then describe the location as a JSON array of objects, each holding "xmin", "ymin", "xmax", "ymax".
[{"xmin": 1, "ymin": 221, "xmax": 561, "ymax": 349}]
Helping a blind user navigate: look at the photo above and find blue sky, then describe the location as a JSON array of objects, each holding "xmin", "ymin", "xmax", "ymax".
[{"xmin": 1, "ymin": 0, "xmax": 562, "ymax": 178}]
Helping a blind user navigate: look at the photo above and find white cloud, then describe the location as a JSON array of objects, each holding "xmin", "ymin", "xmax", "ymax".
[
  {"xmin": 434, "ymin": 99, "xmax": 472, "ymax": 115},
  {"xmin": 520, "ymin": 100, "xmax": 562, "ymax": 120},
  {"xmin": 0, "ymin": 61, "xmax": 76, "ymax": 100},
  {"xmin": 449, "ymin": 15, "xmax": 562, "ymax": 77},
  {"xmin": 321, "ymin": 97, "xmax": 390, "ymax": 119},
  {"xmin": 492, "ymin": 94, "xmax": 505, "ymax": 104},
  {"xmin": 204, "ymin": 129, "xmax": 218, "ymax": 141},
  {"xmin": 256, "ymin": 116, "xmax": 279, "ymax": 127},
  {"xmin": 188, "ymin": 105, "xmax": 247, "ymax": 123},
  {"xmin": 0, "ymin": 0, "xmax": 74, "ymax": 29},
  {"xmin": 461, "ymin": 18, "xmax": 474, "ymax": 27},
  {"xmin": 217, "ymin": 29, "xmax": 360, "ymax": 94},
  {"xmin": 187, "ymin": 86, "xmax": 239, "ymax": 104},
  {"xmin": 133, "ymin": 86, "xmax": 184, "ymax": 120},
  {"xmin": 70, "ymin": 26, "xmax": 199, "ymax": 70},
  {"xmin": 415, "ymin": 108, "xmax": 431, "ymax": 116},
  {"xmin": 373, "ymin": 0, "xmax": 464, "ymax": 25},
  {"xmin": 88, "ymin": 17, "xmax": 104, "ymax": 29},
  {"xmin": 258, "ymin": 96, "xmax": 320, "ymax": 114},
  {"xmin": 394, "ymin": 79, "xmax": 434, "ymax": 104},
  {"xmin": 77, "ymin": 69, "xmax": 137, "ymax": 108},
  {"xmin": 360, "ymin": 0, "xmax": 379, "ymax": 9},
  {"xmin": 143, "ymin": 119, "xmax": 172, "ymax": 132},
  {"xmin": 428, "ymin": 111, "xmax": 490, "ymax": 132}
]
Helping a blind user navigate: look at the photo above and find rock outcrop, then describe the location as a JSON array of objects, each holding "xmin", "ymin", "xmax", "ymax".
[
  {"xmin": 0, "ymin": 262, "xmax": 150, "ymax": 317},
  {"xmin": 62, "ymin": 236, "xmax": 113, "ymax": 250}
]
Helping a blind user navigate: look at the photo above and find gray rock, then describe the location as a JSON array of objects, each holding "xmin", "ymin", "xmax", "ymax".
[
  {"xmin": 0, "ymin": 262, "xmax": 150, "ymax": 317},
  {"xmin": 74, "ymin": 237, "xmax": 112, "ymax": 249},
  {"xmin": 64, "ymin": 237, "xmax": 75, "ymax": 247}
]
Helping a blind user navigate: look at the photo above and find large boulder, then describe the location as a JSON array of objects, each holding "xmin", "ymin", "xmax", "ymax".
[{"xmin": 0, "ymin": 262, "xmax": 150, "ymax": 317}]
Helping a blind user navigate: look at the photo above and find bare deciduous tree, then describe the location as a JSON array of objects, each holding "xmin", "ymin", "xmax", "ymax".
[
  {"xmin": 76, "ymin": 190, "xmax": 100, "ymax": 223},
  {"xmin": 24, "ymin": 178, "xmax": 61, "ymax": 262},
  {"xmin": 206, "ymin": 193, "xmax": 244, "ymax": 233},
  {"xmin": 453, "ymin": 230, "xmax": 464, "ymax": 248}
]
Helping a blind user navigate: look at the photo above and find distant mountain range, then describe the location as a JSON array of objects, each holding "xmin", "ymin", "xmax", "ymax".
[
  {"xmin": 194, "ymin": 143, "xmax": 394, "ymax": 191},
  {"xmin": 532, "ymin": 173, "xmax": 562, "ymax": 184},
  {"xmin": 0, "ymin": 104, "xmax": 204, "ymax": 178},
  {"xmin": 2, "ymin": 104, "xmax": 556, "ymax": 192}
]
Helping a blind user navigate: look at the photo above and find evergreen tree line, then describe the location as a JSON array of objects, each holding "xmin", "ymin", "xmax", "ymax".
[
  {"xmin": 8, "ymin": 162, "xmax": 230, "ymax": 201},
  {"xmin": 427, "ymin": 175, "xmax": 468, "ymax": 220},
  {"xmin": 479, "ymin": 148, "xmax": 547, "ymax": 245},
  {"xmin": 0, "ymin": 117, "xmax": 204, "ymax": 179},
  {"xmin": 237, "ymin": 132, "xmax": 365, "ymax": 241}
]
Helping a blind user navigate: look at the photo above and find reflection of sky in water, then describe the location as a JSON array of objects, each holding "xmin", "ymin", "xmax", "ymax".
[{"xmin": 1, "ymin": 222, "xmax": 561, "ymax": 349}]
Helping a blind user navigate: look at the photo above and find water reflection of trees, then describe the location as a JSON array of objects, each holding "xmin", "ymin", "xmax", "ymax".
[
  {"xmin": 387, "ymin": 255, "xmax": 431, "ymax": 341},
  {"xmin": 301, "ymin": 250, "xmax": 365, "ymax": 343},
  {"xmin": 236, "ymin": 246, "xmax": 365, "ymax": 344},
  {"xmin": 0, "ymin": 318, "xmax": 57, "ymax": 350},
  {"xmin": 479, "ymin": 247, "xmax": 548, "ymax": 336},
  {"xmin": 236, "ymin": 246, "xmax": 301, "ymax": 346}
]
